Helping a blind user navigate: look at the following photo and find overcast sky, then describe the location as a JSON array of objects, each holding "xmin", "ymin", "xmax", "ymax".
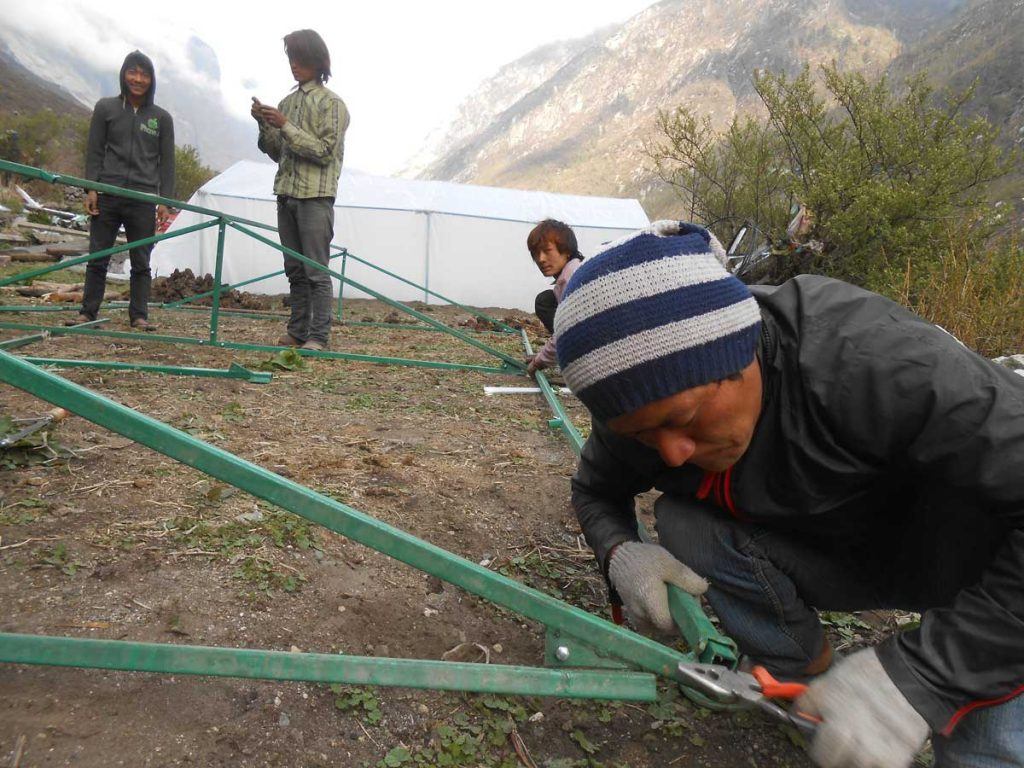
[{"xmin": 4, "ymin": 0, "xmax": 657, "ymax": 175}]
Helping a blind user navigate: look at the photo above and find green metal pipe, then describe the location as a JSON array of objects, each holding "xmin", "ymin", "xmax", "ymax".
[
  {"xmin": 209, "ymin": 221, "xmax": 227, "ymax": 343},
  {"xmin": 0, "ymin": 159, "xmax": 274, "ymax": 232},
  {"xmin": 343, "ymin": 250, "xmax": 515, "ymax": 334},
  {"xmin": 0, "ymin": 633, "xmax": 656, "ymax": 701},
  {"xmin": 336, "ymin": 249, "xmax": 347, "ymax": 320},
  {"xmin": 163, "ymin": 250, "xmax": 347, "ymax": 309},
  {"xmin": 0, "ymin": 318, "xmax": 109, "ymax": 351},
  {"xmin": 517, "ymin": 331, "xmax": 738, "ymax": 666},
  {"xmin": 0, "ymin": 321, "xmax": 517, "ymax": 376},
  {"xmin": 520, "ymin": 330, "xmax": 585, "ymax": 454},
  {"xmin": 0, "ymin": 220, "xmax": 218, "ymax": 288},
  {"xmin": 229, "ymin": 222, "xmax": 526, "ymax": 372},
  {"xmin": 0, "ymin": 351, "xmax": 693, "ymax": 680},
  {"xmin": 22, "ymin": 358, "xmax": 272, "ymax": 383}
]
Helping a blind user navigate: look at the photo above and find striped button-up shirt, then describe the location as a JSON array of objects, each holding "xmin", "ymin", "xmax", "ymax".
[{"xmin": 258, "ymin": 80, "xmax": 350, "ymax": 199}]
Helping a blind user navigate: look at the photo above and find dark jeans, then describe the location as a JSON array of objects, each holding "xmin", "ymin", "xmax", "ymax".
[
  {"xmin": 81, "ymin": 195, "xmax": 155, "ymax": 322},
  {"xmin": 277, "ymin": 196, "xmax": 335, "ymax": 345},
  {"xmin": 653, "ymin": 490, "xmax": 1001, "ymax": 677},
  {"xmin": 655, "ymin": 492, "xmax": 1021, "ymax": 761},
  {"xmin": 535, "ymin": 289, "xmax": 557, "ymax": 333}
]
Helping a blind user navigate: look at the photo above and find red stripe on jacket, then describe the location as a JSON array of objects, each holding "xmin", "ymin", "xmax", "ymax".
[{"xmin": 941, "ymin": 683, "xmax": 1024, "ymax": 736}]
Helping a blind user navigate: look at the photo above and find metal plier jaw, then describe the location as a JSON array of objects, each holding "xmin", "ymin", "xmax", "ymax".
[{"xmin": 676, "ymin": 662, "xmax": 820, "ymax": 736}]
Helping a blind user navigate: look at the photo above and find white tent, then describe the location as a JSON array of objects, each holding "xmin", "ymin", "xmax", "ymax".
[{"xmin": 153, "ymin": 161, "xmax": 649, "ymax": 311}]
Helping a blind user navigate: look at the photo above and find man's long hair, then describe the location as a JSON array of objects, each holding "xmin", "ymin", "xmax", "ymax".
[{"xmin": 284, "ymin": 30, "xmax": 331, "ymax": 84}]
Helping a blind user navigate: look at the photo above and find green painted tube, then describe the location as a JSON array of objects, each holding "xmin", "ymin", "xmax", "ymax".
[
  {"xmin": 0, "ymin": 321, "xmax": 517, "ymax": 375},
  {"xmin": 21, "ymin": 357, "xmax": 272, "ymax": 383},
  {"xmin": 517, "ymin": 331, "xmax": 739, "ymax": 665},
  {"xmin": 0, "ymin": 351, "xmax": 694, "ymax": 681},
  {"xmin": 0, "ymin": 318, "xmax": 109, "ymax": 351},
  {"xmin": 209, "ymin": 221, "xmax": 227, "ymax": 343},
  {"xmin": 163, "ymin": 250, "xmax": 346, "ymax": 309},
  {"xmin": 520, "ymin": 329, "xmax": 585, "ymax": 453},
  {"xmin": 0, "ymin": 221, "xmax": 217, "ymax": 288},
  {"xmin": 229, "ymin": 222, "xmax": 526, "ymax": 371},
  {"xmin": 343, "ymin": 250, "xmax": 514, "ymax": 334},
  {"xmin": 0, "ymin": 159, "xmax": 273, "ymax": 231},
  {"xmin": 0, "ymin": 633, "xmax": 656, "ymax": 701}
]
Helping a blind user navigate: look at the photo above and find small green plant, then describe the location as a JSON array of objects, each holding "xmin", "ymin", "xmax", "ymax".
[
  {"xmin": 220, "ymin": 402, "xmax": 246, "ymax": 424},
  {"xmin": 253, "ymin": 348, "xmax": 306, "ymax": 371},
  {"xmin": 234, "ymin": 556, "xmax": 305, "ymax": 596},
  {"xmin": 367, "ymin": 697, "xmax": 530, "ymax": 767},
  {"xmin": 331, "ymin": 685, "xmax": 383, "ymax": 725},
  {"xmin": 39, "ymin": 542, "xmax": 80, "ymax": 576},
  {"xmin": 0, "ymin": 497, "xmax": 49, "ymax": 526}
]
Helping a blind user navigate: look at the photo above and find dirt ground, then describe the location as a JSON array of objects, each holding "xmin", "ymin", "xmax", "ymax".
[{"xmin": 0, "ymin": 296, "xmax": 830, "ymax": 768}]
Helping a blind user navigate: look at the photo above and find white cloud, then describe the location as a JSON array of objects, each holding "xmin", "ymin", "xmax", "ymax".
[{"xmin": 2, "ymin": 0, "xmax": 656, "ymax": 174}]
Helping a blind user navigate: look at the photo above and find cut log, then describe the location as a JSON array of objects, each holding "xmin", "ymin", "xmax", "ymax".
[{"xmin": 8, "ymin": 250, "xmax": 61, "ymax": 263}]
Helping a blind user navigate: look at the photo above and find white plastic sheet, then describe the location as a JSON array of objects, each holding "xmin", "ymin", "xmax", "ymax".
[{"xmin": 152, "ymin": 161, "xmax": 649, "ymax": 311}]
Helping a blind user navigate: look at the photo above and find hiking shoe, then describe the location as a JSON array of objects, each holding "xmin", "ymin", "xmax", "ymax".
[
  {"xmin": 64, "ymin": 314, "xmax": 91, "ymax": 327},
  {"xmin": 130, "ymin": 318, "xmax": 158, "ymax": 332},
  {"xmin": 300, "ymin": 340, "xmax": 325, "ymax": 352},
  {"xmin": 277, "ymin": 334, "xmax": 303, "ymax": 347}
]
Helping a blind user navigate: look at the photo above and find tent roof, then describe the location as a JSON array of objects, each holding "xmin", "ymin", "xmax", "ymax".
[{"xmin": 200, "ymin": 161, "xmax": 649, "ymax": 229}]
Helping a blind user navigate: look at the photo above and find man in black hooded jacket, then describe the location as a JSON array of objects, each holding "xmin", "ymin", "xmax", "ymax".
[
  {"xmin": 555, "ymin": 221, "xmax": 1023, "ymax": 768},
  {"xmin": 69, "ymin": 50, "xmax": 174, "ymax": 331}
]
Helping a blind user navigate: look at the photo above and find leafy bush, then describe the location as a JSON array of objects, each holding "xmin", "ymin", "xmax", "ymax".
[
  {"xmin": 648, "ymin": 62, "xmax": 1018, "ymax": 287},
  {"xmin": 174, "ymin": 144, "xmax": 216, "ymax": 204}
]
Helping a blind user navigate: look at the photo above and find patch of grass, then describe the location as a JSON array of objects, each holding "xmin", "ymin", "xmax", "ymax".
[
  {"xmin": 234, "ymin": 556, "xmax": 305, "ymax": 596},
  {"xmin": 0, "ymin": 497, "xmax": 49, "ymax": 526},
  {"xmin": 331, "ymin": 685, "xmax": 383, "ymax": 725},
  {"xmin": 38, "ymin": 542, "xmax": 81, "ymax": 576},
  {"xmin": 169, "ymin": 510, "xmax": 319, "ymax": 595},
  {"xmin": 220, "ymin": 402, "xmax": 246, "ymax": 424},
  {"xmin": 372, "ymin": 696, "xmax": 530, "ymax": 768}
]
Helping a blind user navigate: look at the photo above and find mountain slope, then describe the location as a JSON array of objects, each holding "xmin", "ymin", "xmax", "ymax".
[
  {"xmin": 413, "ymin": 0, "xmax": 975, "ymax": 215},
  {"xmin": 0, "ymin": 29, "xmax": 259, "ymax": 173}
]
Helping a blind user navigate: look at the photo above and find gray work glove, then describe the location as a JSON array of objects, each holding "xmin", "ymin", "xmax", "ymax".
[
  {"xmin": 607, "ymin": 541, "xmax": 708, "ymax": 633},
  {"xmin": 797, "ymin": 647, "xmax": 929, "ymax": 768}
]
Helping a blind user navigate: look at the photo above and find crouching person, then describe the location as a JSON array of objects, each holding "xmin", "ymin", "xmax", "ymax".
[{"xmin": 555, "ymin": 220, "xmax": 1024, "ymax": 768}]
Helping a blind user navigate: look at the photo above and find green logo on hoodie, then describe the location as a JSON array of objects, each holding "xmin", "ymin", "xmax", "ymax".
[{"xmin": 140, "ymin": 117, "xmax": 159, "ymax": 136}]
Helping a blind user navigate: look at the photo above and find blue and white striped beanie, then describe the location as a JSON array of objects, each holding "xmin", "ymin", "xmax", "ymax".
[{"xmin": 554, "ymin": 221, "xmax": 761, "ymax": 422}]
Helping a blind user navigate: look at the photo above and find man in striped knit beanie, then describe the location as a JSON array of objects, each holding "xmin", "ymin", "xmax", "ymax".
[{"xmin": 556, "ymin": 221, "xmax": 1024, "ymax": 768}]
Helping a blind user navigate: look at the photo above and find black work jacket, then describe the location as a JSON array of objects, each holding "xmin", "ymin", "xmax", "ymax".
[
  {"xmin": 85, "ymin": 96, "xmax": 175, "ymax": 196},
  {"xmin": 572, "ymin": 275, "xmax": 1024, "ymax": 734}
]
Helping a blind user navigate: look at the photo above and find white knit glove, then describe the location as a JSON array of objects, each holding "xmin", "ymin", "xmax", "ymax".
[
  {"xmin": 797, "ymin": 648, "xmax": 929, "ymax": 768},
  {"xmin": 607, "ymin": 541, "xmax": 709, "ymax": 633}
]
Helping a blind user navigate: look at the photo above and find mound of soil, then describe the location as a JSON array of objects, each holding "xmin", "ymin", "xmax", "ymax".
[{"xmin": 151, "ymin": 268, "xmax": 272, "ymax": 310}]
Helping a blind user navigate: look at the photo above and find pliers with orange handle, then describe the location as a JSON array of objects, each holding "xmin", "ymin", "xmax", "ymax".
[{"xmin": 676, "ymin": 661, "xmax": 821, "ymax": 736}]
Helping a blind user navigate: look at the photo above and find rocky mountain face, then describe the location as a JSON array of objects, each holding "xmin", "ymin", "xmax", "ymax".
[
  {"xmin": 888, "ymin": 0, "xmax": 1024, "ymax": 150},
  {"xmin": 0, "ymin": 29, "xmax": 259, "ymax": 172},
  {"xmin": 412, "ymin": 0, "xmax": 979, "ymax": 215}
]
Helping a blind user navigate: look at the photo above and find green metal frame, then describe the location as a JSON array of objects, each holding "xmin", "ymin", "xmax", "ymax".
[
  {"xmin": 0, "ymin": 159, "xmax": 740, "ymax": 702},
  {"xmin": 22, "ymin": 357, "xmax": 271, "ymax": 383},
  {"xmin": 0, "ymin": 159, "xmax": 525, "ymax": 377},
  {"xmin": 0, "ymin": 350, "xmax": 704, "ymax": 698}
]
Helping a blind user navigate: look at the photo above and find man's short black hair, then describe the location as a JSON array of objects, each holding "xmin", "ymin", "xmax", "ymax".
[{"xmin": 284, "ymin": 29, "xmax": 332, "ymax": 84}]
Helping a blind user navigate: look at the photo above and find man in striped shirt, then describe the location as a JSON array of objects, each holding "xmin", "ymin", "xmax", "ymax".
[{"xmin": 253, "ymin": 29, "xmax": 350, "ymax": 351}]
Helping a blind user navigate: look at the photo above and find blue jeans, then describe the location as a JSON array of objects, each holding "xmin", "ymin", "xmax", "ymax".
[{"xmin": 654, "ymin": 495, "xmax": 1023, "ymax": 767}]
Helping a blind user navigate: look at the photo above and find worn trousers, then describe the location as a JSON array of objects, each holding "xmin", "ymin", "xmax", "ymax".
[
  {"xmin": 277, "ymin": 196, "xmax": 335, "ymax": 345},
  {"xmin": 535, "ymin": 289, "xmax": 557, "ymax": 333},
  {"xmin": 81, "ymin": 194, "xmax": 154, "ymax": 322},
  {"xmin": 654, "ymin": 494, "xmax": 1023, "ymax": 766}
]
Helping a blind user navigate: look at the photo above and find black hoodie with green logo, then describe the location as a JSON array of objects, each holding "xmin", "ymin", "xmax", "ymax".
[{"xmin": 85, "ymin": 51, "xmax": 175, "ymax": 198}]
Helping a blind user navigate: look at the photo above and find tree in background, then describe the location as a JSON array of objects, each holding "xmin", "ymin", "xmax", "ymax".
[
  {"xmin": 173, "ymin": 144, "xmax": 215, "ymax": 204},
  {"xmin": 648, "ymin": 63, "xmax": 1016, "ymax": 289},
  {"xmin": 646, "ymin": 109, "xmax": 793, "ymax": 251},
  {"xmin": 754, "ymin": 63, "xmax": 1013, "ymax": 287}
]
